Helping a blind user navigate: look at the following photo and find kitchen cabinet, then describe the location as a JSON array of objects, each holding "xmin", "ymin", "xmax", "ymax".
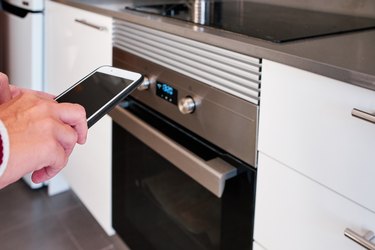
[
  {"xmin": 253, "ymin": 241, "xmax": 267, "ymax": 250},
  {"xmin": 254, "ymin": 152, "xmax": 375, "ymax": 250},
  {"xmin": 45, "ymin": 0, "xmax": 113, "ymax": 235},
  {"xmin": 254, "ymin": 59, "xmax": 375, "ymax": 249}
]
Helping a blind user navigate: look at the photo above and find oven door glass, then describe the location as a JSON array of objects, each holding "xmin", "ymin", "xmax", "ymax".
[{"xmin": 112, "ymin": 99, "xmax": 256, "ymax": 250}]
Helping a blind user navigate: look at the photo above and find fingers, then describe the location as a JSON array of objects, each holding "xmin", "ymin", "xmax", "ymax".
[
  {"xmin": 56, "ymin": 103, "xmax": 88, "ymax": 144},
  {"xmin": 31, "ymin": 147, "xmax": 68, "ymax": 183},
  {"xmin": 31, "ymin": 168, "xmax": 49, "ymax": 183},
  {"xmin": 31, "ymin": 103, "xmax": 87, "ymax": 184},
  {"xmin": 32, "ymin": 166, "xmax": 61, "ymax": 183},
  {"xmin": 58, "ymin": 124, "xmax": 79, "ymax": 156},
  {"xmin": 0, "ymin": 73, "xmax": 11, "ymax": 104}
]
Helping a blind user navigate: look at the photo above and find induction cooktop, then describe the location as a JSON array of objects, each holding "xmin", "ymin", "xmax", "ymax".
[{"xmin": 125, "ymin": 1, "xmax": 375, "ymax": 43}]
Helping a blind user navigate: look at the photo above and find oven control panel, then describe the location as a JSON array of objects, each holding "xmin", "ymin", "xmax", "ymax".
[{"xmin": 137, "ymin": 76, "xmax": 197, "ymax": 115}]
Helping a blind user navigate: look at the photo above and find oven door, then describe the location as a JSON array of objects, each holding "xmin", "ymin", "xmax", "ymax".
[{"xmin": 111, "ymin": 98, "xmax": 256, "ymax": 250}]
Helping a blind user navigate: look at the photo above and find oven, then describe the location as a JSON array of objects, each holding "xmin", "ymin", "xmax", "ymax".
[{"xmin": 110, "ymin": 19, "xmax": 261, "ymax": 250}]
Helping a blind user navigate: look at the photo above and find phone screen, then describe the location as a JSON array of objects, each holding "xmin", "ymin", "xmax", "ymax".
[{"xmin": 56, "ymin": 71, "xmax": 134, "ymax": 122}]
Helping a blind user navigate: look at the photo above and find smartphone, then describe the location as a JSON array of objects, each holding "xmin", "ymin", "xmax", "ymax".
[{"xmin": 55, "ymin": 66, "xmax": 143, "ymax": 128}]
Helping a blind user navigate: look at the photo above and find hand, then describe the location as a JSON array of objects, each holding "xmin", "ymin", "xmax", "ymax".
[
  {"xmin": 0, "ymin": 76, "xmax": 88, "ymax": 188},
  {"xmin": 0, "ymin": 73, "xmax": 11, "ymax": 104}
]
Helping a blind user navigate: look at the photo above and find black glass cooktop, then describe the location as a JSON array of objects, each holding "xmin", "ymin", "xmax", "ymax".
[{"xmin": 126, "ymin": 1, "xmax": 375, "ymax": 43}]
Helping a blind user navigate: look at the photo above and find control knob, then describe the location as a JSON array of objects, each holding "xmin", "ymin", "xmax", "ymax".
[
  {"xmin": 137, "ymin": 76, "xmax": 153, "ymax": 91},
  {"xmin": 178, "ymin": 96, "xmax": 196, "ymax": 114}
]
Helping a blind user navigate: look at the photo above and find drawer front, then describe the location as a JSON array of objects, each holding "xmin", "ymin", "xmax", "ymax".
[
  {"xmin": 254, "ymin": 153, "xmax": 375, "ymax": 250},
  {"xmin": 259, "ymin": 60, "xmax": 375, "ymax": 212},
  {"xmin": 253, "ymin": 241, "xmax": 267, "ymax": 250}
]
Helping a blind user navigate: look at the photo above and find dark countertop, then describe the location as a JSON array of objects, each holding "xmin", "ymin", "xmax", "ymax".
[{"xmin": 52, "ymin": 0, "xmax": 375, "ymax": 91}]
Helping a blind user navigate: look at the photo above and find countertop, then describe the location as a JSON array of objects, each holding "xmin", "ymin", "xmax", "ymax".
[{"xmin": 52, "ymin": 0, "xmax": 375, "ymax": 91}]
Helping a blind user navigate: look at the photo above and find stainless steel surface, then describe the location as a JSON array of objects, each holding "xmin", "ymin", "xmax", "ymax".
[
  {"xmin": 114, "ymin": 48, "xmax": 259, "ymax": 166},
  {"xmin": 190, "ymin": 0, "xmax": 210, "ymax": 25},
  {"xmin": 352, "ymin": 108, "xmax": 375, "ymax": 124},
  {"xmin": 178, "ymin": 96, "xmax": 196, "ymax": 114},
  {"xmin": 74, "ymin": 18, "xmax": 107, "ymax": 30},
  {"xmin": 344, "ymin": 228, "xmax": 375, "ymax": 250},
  {"xmin": 113, "ymin": 19, "xmax": 261, "ymax": 104},
  {"xmin": 110, "ymin": 106, "xmax": 237, "ymax": 197},
  {"xmin": 50, "ymin": 0, "xmax": 375, "ymax": 92}
]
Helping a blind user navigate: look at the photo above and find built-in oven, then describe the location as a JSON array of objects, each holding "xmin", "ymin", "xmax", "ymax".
[{"xmin": 110, "ymin": 19, "xmax": 262, "ymax": 250}]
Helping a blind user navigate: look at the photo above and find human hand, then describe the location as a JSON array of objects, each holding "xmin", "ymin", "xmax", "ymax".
[
  {"xmin": 0, "ymin": 91, "xmax": 88, "ymax": 188},
  {"xmin": 0, "ymin": 73, "xmax": 12, "ymax": 104}
]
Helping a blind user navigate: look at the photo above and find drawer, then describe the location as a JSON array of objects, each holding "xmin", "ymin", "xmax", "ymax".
[
  {"xmin": 253, "ymin": 241, "xmax": 267, "ymax": 250},
  {"xmin": 258, "ymin": 60, "xmax": 375, "ymax": 212},
  {"xmin": 254, "ymin": 153, "xmax": 375, "ymax": 250}
]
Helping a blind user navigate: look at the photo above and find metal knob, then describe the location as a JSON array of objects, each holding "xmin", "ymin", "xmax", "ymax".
[
  {"xmin": 178, "ymin": 96, "xmax": 196, "ymax": 114},
  {"xmin": 137, "ymin": 76, "xmax": 152, "ymax": 91}
]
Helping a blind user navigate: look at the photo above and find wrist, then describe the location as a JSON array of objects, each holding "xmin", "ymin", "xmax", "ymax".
[{"xmin": 0, "ymin": 120, "xmax": 10, "ymax": 177}]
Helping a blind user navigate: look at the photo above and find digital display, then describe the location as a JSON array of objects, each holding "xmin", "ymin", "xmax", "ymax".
[{"xmin": 156, "ymin": 82, "xmax": 178, "ymax": 104}]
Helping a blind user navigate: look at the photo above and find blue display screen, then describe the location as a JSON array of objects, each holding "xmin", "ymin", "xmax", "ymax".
[{"xmin": 156, "ymin": 82, "xmax": 178, "ymax": 104}]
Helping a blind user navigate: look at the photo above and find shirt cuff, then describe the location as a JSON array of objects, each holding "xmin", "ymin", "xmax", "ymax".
[{"xmin": 0, "ymin": 120, "xmax": 10, "ymax": 177}]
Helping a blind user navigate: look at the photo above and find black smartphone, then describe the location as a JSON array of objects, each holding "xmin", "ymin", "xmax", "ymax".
[{"xmin": 55, "ymin": 66, "xmax": 143, "ymax": 128}]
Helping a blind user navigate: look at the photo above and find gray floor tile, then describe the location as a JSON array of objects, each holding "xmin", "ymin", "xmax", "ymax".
[
  {"xmin": 0, "ymin": 181, "xmax": 129, "ymax": 250},
  {"xmin": 0, "ymin": 182, "xmax": 51, "ymax": 234},
  {"xmin": 0, "ymin": 214, "xmax": 79, "ymax": 250},
  {"xmin": 58, "ymin": 205, "xmax": 112, "ymax": 250},
  {"xmin": 108, "ymin": 235, "xmax": 130, "ymax": 250}
]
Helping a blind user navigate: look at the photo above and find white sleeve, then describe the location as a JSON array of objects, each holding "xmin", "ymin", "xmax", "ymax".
[{"xmin": 0, "ymin": 120, "xmax": 10, "ymax": 177}]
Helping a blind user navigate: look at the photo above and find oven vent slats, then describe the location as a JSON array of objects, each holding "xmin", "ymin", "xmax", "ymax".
[{"xmin": 113, "ymin": 19, "xmax": 262, "ymax": 104}]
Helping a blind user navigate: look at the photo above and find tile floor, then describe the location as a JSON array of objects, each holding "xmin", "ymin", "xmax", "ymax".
[{"xmin": 0, "ymin": 180, "xmax": 130, "ymax": 250}]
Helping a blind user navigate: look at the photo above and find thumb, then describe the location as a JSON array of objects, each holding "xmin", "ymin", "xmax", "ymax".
[{"xmin": 0, "ymin": 73, "xmax": 12, "ymax": 104}]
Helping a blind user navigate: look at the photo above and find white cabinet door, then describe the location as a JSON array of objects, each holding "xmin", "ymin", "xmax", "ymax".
[
  {"xmin": 253, "ymin": 241, "xmax": 267, "ymax": 250},
  {"xmin": 45, "ymin": 0, "xmax": 113, "ymax": 235},
  {"xmin": 258, "ymin": 59, "xmax": 375, "ymax": 213},
  {"xmin": 254, "ymin": 153, "xmax": 375, "ymax": 250}
]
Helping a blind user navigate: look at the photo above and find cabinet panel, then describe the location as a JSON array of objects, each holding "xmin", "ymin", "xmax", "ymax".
[
  {"xmin": 253, "ymin": 241, "xmax": 267, "ymax": 250},
  {"xmin": 254, "ymin": 153, "xmax": 375, "ymax": 250},
  {"xmin": 45, "ymin": 0, "xmax": 113, "ymax": 235},
  {"xmin": 45, "ymin": 1, "xmax": 112, "ymax": 94},
  {"xmin": 258, "ymin": 59, "xmax": 375, "ymax": 212}
]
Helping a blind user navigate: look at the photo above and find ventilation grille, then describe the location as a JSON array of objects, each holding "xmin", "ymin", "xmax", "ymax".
[{"xmin": 113, "ymin": 19, "xmax": 262, "ymax": 104}]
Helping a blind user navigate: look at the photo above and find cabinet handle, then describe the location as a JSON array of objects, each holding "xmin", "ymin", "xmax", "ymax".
[
  {"xmin": 352, "ymin": 108, "xmax": 375, "ymax": 124},
  {"xmin": 74, "ymin": 19, "xmax": 107, "ymax": 31},
  {"xmin": 344, "ymin": 228, "xmax": 375, "ymax": 250}
]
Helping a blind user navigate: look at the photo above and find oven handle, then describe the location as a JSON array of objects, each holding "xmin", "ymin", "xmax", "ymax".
[{"xmin": 110, "ymin": 106, "xmax": 237, "ymax": 198}]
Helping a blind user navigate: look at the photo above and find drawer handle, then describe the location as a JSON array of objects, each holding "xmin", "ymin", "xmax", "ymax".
[
  {"xmin": 352, "ymin": 108, "xmax": 375, "ymax": 124},
  {"xmin": 344, "ymin": 228, "xmax": 375, "ymax": 250},
  {"xmin": 74, "ymin": 19, "xmax": 107, "ymax": 31}
]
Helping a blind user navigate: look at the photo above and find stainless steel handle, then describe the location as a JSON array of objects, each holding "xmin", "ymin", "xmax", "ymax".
[
  {"xmin": 74, "ymin": 19, "xmax": 107, "ymax": 31},
  {"xmin": 352, "ymin": 108, "xmax": 375, "ymax": 124},
  {"xmin": 345, "ymin": 228, "xmax": 375, "ymax": 250},
  {"xmin": 109, "ymin": 106, "xmax": 237, "ymax": 197}
]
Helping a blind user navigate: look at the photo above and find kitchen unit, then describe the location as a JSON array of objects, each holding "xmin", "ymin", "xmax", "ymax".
[
  {"xmin": 45, "ymin": 0, "xmax": 375, "ymax": 249},
  {"xmin": 44, "ymin": 0, "xmax": 114, "ymax": 235},
  {"xmin": 255, "ymin": 60, "xmax": 375, "ymax": 250},
  {"xmin": 110, "ymin": 19, "xmax": 261, "ymax": 249}
]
